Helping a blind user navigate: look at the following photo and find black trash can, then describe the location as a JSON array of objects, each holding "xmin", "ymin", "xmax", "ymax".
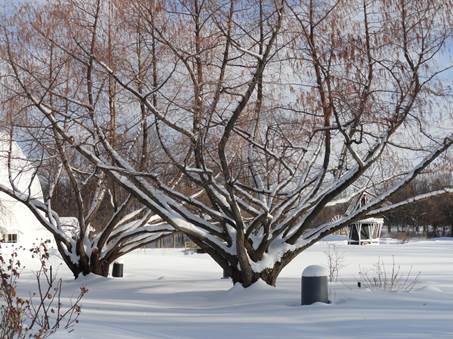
[
  {"xmin": 301, "ymin": 265, "xmax": 329, "ymax": 305},
  {"xmin": 112, "ymin": 262, "xmax": 124, "ymax": 278}
]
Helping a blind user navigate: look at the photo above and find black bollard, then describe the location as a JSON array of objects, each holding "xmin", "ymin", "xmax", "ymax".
[
  {"xmin": 301, "ymin": 265, "xmax": 329, "ymax": 305},
  {"xmin": 112, "ymin": 262, "xmax": 124, "ymax": 278}
]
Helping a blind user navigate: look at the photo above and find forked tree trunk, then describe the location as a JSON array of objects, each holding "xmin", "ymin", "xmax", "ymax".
[
  {"xmin": 67, "ymin": 258, "xmax": 110, "ymax": 278},
  {"xmin": 203, "ymin": 238, "xmax": 308, "ymax": 287},
  {"xmin": 214, "ymin": 249, "xmax": 302, "ymax": 287},
  {"xmin": 61, "ymin": 248, "xmax": 111, "ymax": 279},
  {"xmin": 221, "ymin": 263, "xmax": 288, "ymax": 287},
  {"xmin": 228, "ymin": 268, "xmax": 280, "ymax": 287}
]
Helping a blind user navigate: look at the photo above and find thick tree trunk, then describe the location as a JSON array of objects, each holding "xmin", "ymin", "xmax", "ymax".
[
  {"xmin": 64, "ymin": 247, "xmax": 111, "ymax": 279},
  {"xmin": 91, "ymin": 261, "xmax": 110, "ymax": 277},
  {"xmin": 225, "ymin": 267, "xmax": 279, "ymax": 287},
  {"xmin": 70, "ymin": 267, "xmax": 83, "ymax": 279},
  {"xmin": 221, "ymin": 245, "xmax": 312, "ymax": 287},
  {"xmin": 219, "ymin": 253, "xmax": 293, "ymax": 287},
  {"xmin": 89, "ymin": 248, "xmax": 110, "ymax": 277},
  {"xmin": 70, "ymin": 259, "xmax": 110, "ymax": 279}
]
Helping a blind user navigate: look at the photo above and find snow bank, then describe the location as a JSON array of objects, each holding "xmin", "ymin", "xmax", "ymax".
[{"xmin": 10, "ymin": 239, "xmax": 453, "ymax": 339}]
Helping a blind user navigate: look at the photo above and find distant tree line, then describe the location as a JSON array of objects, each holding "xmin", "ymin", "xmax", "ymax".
[
  {"xmin": 383, "ymin": 173, "xmax": 453, "ymax": 238},
  {"xmin": 41, "ymin": 171, "xmax": 453, "ymax": 241}
]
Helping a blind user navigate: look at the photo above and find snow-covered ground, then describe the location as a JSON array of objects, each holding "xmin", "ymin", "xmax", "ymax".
[{"xmin": 6, "ymin": 238, "xmax": 453, "ymax": 338}]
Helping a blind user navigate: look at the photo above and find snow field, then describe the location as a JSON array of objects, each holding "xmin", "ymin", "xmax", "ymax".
[{"xmin": 5, "ymin": 238, "xmax": 453, "ymax": 338}]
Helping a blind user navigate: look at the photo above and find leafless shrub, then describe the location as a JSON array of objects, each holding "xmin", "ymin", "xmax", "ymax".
[
  {"xmin": 358, "ymin": 256, "xmax": 420, "ymax": 292},
  {"xmin": 0, "ymin": 242, "xmax": 87, "ymax": 338},
  {"xmin": 324, "ymin": 243, "xmax": 345, "ymax": 282}
]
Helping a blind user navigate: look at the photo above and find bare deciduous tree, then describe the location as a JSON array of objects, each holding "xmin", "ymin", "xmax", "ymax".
[
  {"xmin": 0, "ymin": 130, "xmax": 173, "ymax": 277},
  {"xmin": 1, "ymin": 0, "xmax": 452, "ymax": 286}
]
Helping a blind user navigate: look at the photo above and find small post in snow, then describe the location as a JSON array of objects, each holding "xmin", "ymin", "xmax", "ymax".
[
  {"xmin": 112, "ymin": 262, "xmax": 124, "ymax": 278},
  {"xmin": 301, "ymin": 265, "xmax": 329, "ymax": 305}
]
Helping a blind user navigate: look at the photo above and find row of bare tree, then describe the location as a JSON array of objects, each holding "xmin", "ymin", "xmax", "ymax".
[
  {"xmin": 384, "ymin": 173, "xmax": 453, "ymax": 235},
  {"xmin": 0, "ymin": 0, "xmax": 452, "ymax": 287}
]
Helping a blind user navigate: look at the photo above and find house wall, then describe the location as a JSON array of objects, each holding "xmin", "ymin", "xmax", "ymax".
[{"xmin": 0, "ymin": 133, "xmax": 49, "ymax": 245}]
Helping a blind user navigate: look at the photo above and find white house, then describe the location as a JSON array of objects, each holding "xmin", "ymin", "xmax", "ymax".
[{"xmin": 0, "ymin": 133, "xmax": 48, "ymax": 245}]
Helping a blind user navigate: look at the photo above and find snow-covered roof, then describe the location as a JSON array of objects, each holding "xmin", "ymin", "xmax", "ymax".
[{"xmin": 352, "ymin": 217, "xmax": 384, "ymax": 225}]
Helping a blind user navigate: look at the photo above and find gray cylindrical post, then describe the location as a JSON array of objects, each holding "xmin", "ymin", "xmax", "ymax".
[
  {"xmin": 112, "ymin": 262, "xmax": 124, "ymax": 278},
  {"xmin": 301, "ymin": 265, "xmax": 329, "ymax": 305}
]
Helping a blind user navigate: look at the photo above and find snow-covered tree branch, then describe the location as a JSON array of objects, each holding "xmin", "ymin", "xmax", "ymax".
[{"xmin": 1, "ymin": 0, "xmax": 451, "ymax": 286}]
